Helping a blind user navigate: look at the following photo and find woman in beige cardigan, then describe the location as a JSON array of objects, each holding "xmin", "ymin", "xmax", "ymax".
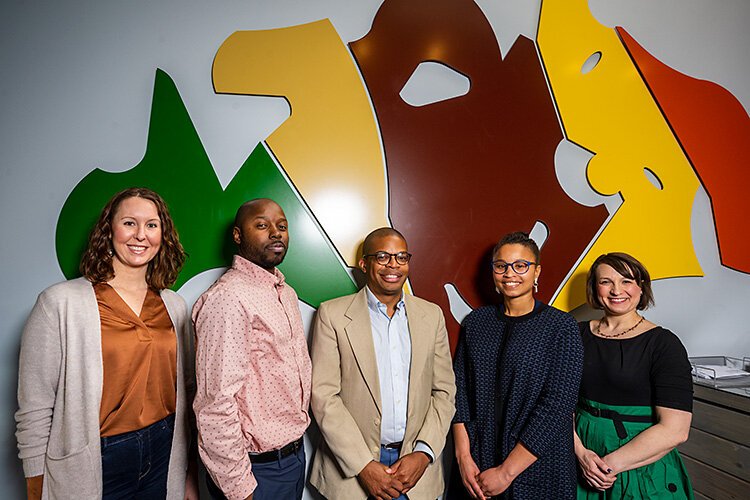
[{"xmin": 16, "ymin": 187, "xmax": 197, "ymax": 499}]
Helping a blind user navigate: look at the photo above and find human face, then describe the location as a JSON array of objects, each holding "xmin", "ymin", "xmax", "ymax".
[
  {"xmin": 359, "ymin": 235, "xmax": 409, "ymax": 301},
  {"xmin": 595, "ymin": 263, "xmax": 642, "ymax": 316},
  {"xmin": 110, "ymin": 196, "xmax": 162, "ymax": 273},
  {"xmin": 233, "ymin": 201, "xmax": 289, "ymax": 270},
  {"xmin": 492, "ymin": 243, "xmax": 540, "ymax": 300}
]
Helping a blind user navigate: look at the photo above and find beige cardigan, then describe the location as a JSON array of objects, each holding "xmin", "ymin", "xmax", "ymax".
[{"xmin": 15, "ymin": 277, "xmax": 195, "ymax": 499}]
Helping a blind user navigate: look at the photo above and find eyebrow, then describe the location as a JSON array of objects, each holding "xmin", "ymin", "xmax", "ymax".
[{"xmin": 252, "ymin": 215, "xmax": 287, "ymax": 223}]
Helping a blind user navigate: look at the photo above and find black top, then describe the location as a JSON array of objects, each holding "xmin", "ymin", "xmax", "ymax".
[
  {"xmin": 579, "ymin": 322, "xmax": 693, "ymax": 412},
  {"xmin": 453, "ymin": 303, "xmax": 583, "ymax": 499}
]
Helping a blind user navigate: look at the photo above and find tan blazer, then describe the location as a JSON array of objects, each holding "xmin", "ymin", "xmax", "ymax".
[{"xmin": 309, "ymin": 288, "xmax": 456, "ymax": 500}]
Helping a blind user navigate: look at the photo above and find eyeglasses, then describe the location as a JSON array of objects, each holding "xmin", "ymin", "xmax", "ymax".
[
  {"xmin": 363, "ymin": 251, "xmax": 412, "ymax": 266},
  {"xmin": 492, "ymin": 259, "xmax": 537, "ymax": 274}
]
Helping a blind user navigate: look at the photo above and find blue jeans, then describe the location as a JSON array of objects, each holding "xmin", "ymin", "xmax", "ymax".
[
  {"xmin": 100, "ymin": 413, "xmax": 175, "ymax": 500},
  {"xmin": 379, "ymin": 446, "xmax": 408, "ymax": 500},
  {"xmin": 206, "ymin": 444, "xmax": 306, "ymax": 500}
]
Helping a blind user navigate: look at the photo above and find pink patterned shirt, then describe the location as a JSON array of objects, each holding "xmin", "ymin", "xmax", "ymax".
[{"xmin": 192, "ymin": 255, "xmax": 312, "ymax": 500}]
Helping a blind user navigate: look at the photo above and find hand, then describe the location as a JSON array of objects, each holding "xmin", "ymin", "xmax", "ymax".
[
  {"xmin": 577, "ymin": 448, "xmax": 617, "ymax": 490},
  {"xmin": 357, "ymin": 460, "xmax": 404, "ymax": 500},
  {"xmin": 184, "ymin": 459, "xmax": 199, "ymax": 500},
  {"xmin": 243, "ymin": 495, "xmax": 253, "ymax": 500},
  {"xmin": 390, "ymin": 452, "xmax": 430, "ymax": 493},
  {"xmin": 455, "ymin": 454, "xmax": 486, "ymax": 499},
  {"xmin": 477, "ymin": 465, "xmax": 513, "ymax": 498},
  {"xmin": 26, "ymin": 475, "xmax": 43, "ymax": 500}
]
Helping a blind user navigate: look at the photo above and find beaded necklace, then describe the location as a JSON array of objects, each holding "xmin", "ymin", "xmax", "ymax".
[{"xmin": 596, "ymin": 315, "xmax": 645, "ymax": 338}]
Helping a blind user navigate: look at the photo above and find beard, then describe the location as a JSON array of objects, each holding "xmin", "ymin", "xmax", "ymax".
[{"xmin": 238, "ymin": 239, "xmax": 287, "ymax": 270}]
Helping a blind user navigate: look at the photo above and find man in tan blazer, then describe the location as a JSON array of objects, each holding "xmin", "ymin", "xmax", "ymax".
[{"xmin": 310, "ymin": 227, "xmax": 455, "ymax": 500}]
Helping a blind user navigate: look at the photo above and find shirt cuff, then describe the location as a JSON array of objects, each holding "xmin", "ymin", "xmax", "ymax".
[{"xmin": 414, "ymin": 441, "xmax": 435, "ymax": 463}]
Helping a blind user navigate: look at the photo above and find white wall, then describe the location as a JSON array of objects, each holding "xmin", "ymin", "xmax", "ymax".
[{"xmin": 1, "ymin": 1, "xmax": 748, "ymax": 497}]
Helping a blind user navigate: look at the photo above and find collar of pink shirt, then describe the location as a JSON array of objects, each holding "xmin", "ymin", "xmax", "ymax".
[{"xmin": 232, "ymin": 254, "xmax": 287, "ymax": 288}]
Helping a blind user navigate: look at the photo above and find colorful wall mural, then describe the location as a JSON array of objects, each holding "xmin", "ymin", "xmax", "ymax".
[{"xmin": 53, "ymin": 0, "xmax": 750, "ymax": 350}]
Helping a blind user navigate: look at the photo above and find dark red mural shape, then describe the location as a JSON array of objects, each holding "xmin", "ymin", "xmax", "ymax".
[
  {"xmin": 350, "ymin": 0, "xmax": 608, "ymax": 351},
  {"xmin": 618, "ymin": 27, "xmax": 750, "ymax": 274}
]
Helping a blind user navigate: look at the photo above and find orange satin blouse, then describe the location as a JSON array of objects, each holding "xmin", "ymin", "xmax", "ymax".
[{"xmin": 95, "ymin": 283, "xmax": 177, "ymax": 437}]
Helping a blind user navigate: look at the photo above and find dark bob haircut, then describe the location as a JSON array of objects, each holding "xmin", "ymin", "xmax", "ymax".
[
  {"xmin": 492, "ymin": 231, "xmax": 540, "ymax": 263},
  {"xmin": 586, "ymin": 252, "xmax": 654, "ymax": 310},
  {"xmin": 80, "ymin": 187, "xmax": 186, "ymax": 290}
]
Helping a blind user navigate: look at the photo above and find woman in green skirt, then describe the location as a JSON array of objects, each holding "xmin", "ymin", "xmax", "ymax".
[{"xmin": 574, "ymin": 253, "xmax": 693, "ymax": 499}]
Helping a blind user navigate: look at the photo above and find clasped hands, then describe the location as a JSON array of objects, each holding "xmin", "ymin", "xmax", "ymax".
[
  {"xmin": 358, "ymin": 452, "xmax": 430, "ymax": 500},
  {"xmin": 457, "ymin": 454, "xmax": 514, "ymax": 500},
  {"xmin": 577, "ymin": 448, "xmax": 617, "ymax": 491}
]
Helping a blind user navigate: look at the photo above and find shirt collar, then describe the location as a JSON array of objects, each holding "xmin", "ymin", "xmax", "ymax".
[
  {"xmin": 365, "ymin": 286, "xmax": 405, "ymax": 315},
  {"xmin": 232, "ymin": 254, "xmax": 286, "ymax": 287}
]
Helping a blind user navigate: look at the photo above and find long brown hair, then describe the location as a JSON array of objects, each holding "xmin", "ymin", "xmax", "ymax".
[{"xmin": 80, "ymin": 187, "xmax": 186, "ymax": 290}]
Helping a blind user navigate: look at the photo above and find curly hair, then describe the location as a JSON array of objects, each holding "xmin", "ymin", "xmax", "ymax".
[
  {"xmin": 492, "ymin": 231, "xmax": 541, "ymax": 263},
  {"xmin": 79, "ymin": 187, "xmax": 186, "ymax": 290},
  {"xmin": 585, "ymin": 252, "xmax": 654, "ymax": 310}
]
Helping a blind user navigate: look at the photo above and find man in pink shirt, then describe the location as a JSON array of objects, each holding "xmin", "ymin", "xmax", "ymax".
[{"xmin": 192, "ymin": 198, "xmax": 311, "ymax": 500}]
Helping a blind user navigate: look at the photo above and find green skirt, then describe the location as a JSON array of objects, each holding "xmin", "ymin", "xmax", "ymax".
[{"xmin": 576, "ymin": 398, "xmax": 693, "ymax": 500}]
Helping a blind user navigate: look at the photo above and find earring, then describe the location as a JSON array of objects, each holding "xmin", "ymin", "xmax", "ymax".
[
  {"xmin": 495, "ymin": 286, "xmax": 501, "ymax": 294},
  {"xmin": 533, "ymin": 279, "xmax": 538, "ymax": 293}
]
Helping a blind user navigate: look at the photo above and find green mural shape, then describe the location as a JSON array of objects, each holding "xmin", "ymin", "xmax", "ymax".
[{"xmin": 56, "ymin": 69, "xmax": 356, "ymax": 306}]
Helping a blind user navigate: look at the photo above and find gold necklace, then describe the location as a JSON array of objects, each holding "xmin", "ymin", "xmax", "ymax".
[{"xmin": 596, "ymin": 315, "xmax": 645, "ymax": 338}]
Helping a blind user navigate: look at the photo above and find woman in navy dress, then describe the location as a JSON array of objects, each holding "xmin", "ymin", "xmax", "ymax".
[{"xmin": 452, "ymin": 232, "xmax": 583, "ymax": 499}]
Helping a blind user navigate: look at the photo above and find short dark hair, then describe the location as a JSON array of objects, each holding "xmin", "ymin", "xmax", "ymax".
[
  {"xmin": 234, "ymin": 198, "xmax": 283, "ymax": 228},
  {"xmin": 586, "ymin": 252, "xmax": 654, "ymax": 310},
  {"xmin": 362, "ymin": 227, "xmax": 407, "ymax": 256},
  {"xmin": 492, "ymin": 231, "xmax": 540, "ymax": 263},
  {"xmin": 80, "ymin": 187, "xmax": 186, "ymax": 290}
]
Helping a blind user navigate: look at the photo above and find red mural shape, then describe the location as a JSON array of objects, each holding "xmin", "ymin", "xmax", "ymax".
[
  {"xmin": 618, "ymin": 27, "xmax": 750, "ymax": 274},
  {"xmin": 350, "ymin": 0, "xmax": 608, "ymax": 351}
]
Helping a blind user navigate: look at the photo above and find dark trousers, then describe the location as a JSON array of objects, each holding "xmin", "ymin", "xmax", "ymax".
[
  {"xmin": 206, "ymin": 444, "xmax": 306, "ymax": 500},
  {"xmin": 100, "ymin": 413, "xmax": 175, "ymax": 500}
]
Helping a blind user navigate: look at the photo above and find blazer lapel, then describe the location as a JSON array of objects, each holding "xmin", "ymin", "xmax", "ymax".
[
  {"xmin": 405, "ymin": 295, "xmax": 429, "ymax": 424},
  {"xmin": 344, "ymin": 288, "xmax": 382, "ymax": 415}
]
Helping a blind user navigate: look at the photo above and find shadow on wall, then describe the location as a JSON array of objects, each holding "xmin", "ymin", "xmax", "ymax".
[{"xmin": 6, "ymin": 313, "xmax": 29, "ymax": 498}]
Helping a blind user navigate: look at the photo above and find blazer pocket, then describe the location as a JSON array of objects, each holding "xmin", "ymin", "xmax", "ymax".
[{"xmin": 45, "ymin": 445, "xmax": 99, "ymax": 499}]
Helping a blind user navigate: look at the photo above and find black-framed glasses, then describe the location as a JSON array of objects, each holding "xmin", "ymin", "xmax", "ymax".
[
  {"xmin": 492, "ymin": 259, "xmax": 537, "ymax": 274},
  {"xmin": 364, "ymin": 251, "xmax": 412, "ymax": 266}
]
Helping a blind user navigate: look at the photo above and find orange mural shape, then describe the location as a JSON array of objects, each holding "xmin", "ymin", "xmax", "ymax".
[
  {"xmin": 351, "ymin": 0, "xmax": 608, "ymax": 351},
  {"xmin": 618, "ymin": 27, "xmax": 750, "ymax": 274}
]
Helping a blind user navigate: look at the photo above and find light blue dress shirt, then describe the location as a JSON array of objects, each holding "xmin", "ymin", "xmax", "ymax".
[{"xmin": 365, "ymin": 287, "xmax": 434, "ymax": 461}]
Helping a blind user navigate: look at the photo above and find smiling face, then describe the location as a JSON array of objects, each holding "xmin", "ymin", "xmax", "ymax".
[
  {"xmin": 110, "ymin": 196, "xmax": 162, "ymax": 274},
  {"xmin": 359, "ymin": 234, "xmax": 409, "ymax": 302},
  {"xmin": 594, "ymin": 263, "xmax": 642, "ymax": 317},
  {"xmin": 492, "ymin": 243, "xmax": 541, "ymax": 300},
  {"xmin": 233, "ymin": 200, "xmax": 289, "ymax": 271}
]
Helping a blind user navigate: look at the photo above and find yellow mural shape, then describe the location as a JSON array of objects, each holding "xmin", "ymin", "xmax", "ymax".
[
  {"xmin": 213, "ymin": 19, "xmax": 387, "ymax": 265},
  {"xmin": 538, "ymin": 0, "xmax": 702, "ymax": 311}
]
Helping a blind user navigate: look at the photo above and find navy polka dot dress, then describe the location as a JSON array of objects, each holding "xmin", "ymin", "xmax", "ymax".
[{"xmin": 453, "ymin": 302, "xmax": 583, "ymax": 499}]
